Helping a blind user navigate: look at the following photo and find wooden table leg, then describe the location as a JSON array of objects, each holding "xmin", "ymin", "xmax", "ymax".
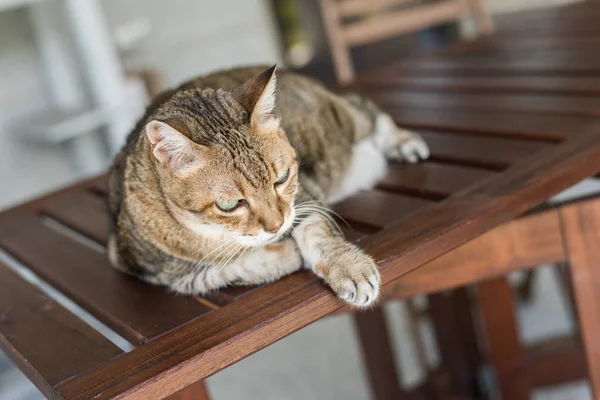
[
  {"xmin": 561, "ymin": 200, "xmax": 600, "ymax": 397},
  {"xmin": 166, "ymin": 380, "xmax": 211, "ymax": 400},
  {"xmin": 429, "ymin": 288, "xmax": 481, "ymax": 397},
  {"xmin": 353, "ymin": 307, "xmax": 403, "ymax": 400},
  {"xmin": 476, "ymin": 277, "xmax": 531, "ymax": 400}
]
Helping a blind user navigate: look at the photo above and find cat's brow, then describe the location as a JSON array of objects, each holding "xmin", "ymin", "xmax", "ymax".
[{"xmin": 213, "ymin": 181, "xmax": 243, "ymax": 199}]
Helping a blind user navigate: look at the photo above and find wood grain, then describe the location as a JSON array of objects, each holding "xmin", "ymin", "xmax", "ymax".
[
  {"xmin": 560, "ymin": 197, "xmax": 600, "ymax": 397},
  {"xmin": 419, "ymin": 131, "xmax": 551, "ymax": 170},
  {"xmin": 476, "ymin": 277, "xmax": 530, "ymax": 399},
  {"xmin": 370, "ymin": 90, "xmax": 600, "ymax": 117},
  {"xmin": 378, "ymin": 162, "xmax": 496, "ymax": 200},
  {"xmin": 350, "ymin": 75, "xmax": 600, "ymax": 96},
  {"xmin": 353, "ymin": 307, "xmax": 402, "ymax": 400},
  {"xmin": 0, "ymin": 262, "xmax": 122, "ymax": 397},
  {"xmin": 332, "ymin": 189, "xmax": 434, "ymax": 231},
  {"xmin": 42, "ymin": 191, "xmax": 109, "ymax": 244},
  {"xmin": 384, "ymin": 210, "xmax": 564, "ymax": 299},
  {"xmin": 0, "ymin": 213, "xmax": 213, "ymax": 344},
  {"xmin": 387, "ymin": 106, "xmax": 595, "ymax": 142}
]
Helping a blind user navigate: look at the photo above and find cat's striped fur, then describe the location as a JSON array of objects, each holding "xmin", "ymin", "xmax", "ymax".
[{"xmin": 107, "ymin": 66, "xmax": 428, "ymax": 306}]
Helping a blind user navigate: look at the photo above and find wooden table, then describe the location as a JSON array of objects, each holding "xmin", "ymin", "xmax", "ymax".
[{"xmin": 2, "ymin": 1, "xmax": 600, "ymax": 398}]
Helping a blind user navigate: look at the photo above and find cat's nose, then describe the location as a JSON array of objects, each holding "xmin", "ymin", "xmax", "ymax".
[{"xmin": 264, "ymin": 222, "xmax": 283, "ymax": 234}]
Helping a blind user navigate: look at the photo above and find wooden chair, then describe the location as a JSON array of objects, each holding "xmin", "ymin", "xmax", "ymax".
[
  {"xmin": 318, "ymin": 0, "xmax": 494, "ymax": 83},
  {"xmin": 2, "ymin": 1, "xmax": 600, "ymax": 399}
]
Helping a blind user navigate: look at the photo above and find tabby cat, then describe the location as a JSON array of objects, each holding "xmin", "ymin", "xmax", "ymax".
[{"xmin": 107, "ymin": 65, "xmax": 428, "ymax": 307}]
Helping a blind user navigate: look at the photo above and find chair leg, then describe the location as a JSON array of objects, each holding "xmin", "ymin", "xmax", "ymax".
[
  {"xmin": 317, "ymin": 0, "xmax": 354, "ymax": 83},
  {"xmin": 353, "ymin": 307, "xmax": 403, "ymax": 400},
  {"xmin": 560, "ymin": 200, "xmax": 600, "ymax": 397},
  {"xmin": 166, "ymin": 380, "xmax": 211, "ymax": 400},
  {"xmin": 476, "ymin": 277, "xmax": 531, "ymax": 400}
]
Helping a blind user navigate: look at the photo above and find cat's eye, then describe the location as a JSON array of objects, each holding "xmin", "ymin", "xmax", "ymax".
[
  {"xmin": 275, "ymin": 168, "xmax": 290, "ymax": 185},
  {"xmin": 215, "ymin": 199, "xmax": 241, "ymax": 212}
]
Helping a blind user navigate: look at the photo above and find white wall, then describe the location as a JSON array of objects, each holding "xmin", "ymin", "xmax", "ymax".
[{"xmin": 0, "ymin": 0, "xmax": 281, "ymax": 210}]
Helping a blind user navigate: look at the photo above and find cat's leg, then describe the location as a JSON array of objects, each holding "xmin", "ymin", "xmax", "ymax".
[
  {"xmin": 341, "ymin": 92, "xmax": 429, "ymax": 163},
  {"xmin": 168, "ymin": 239, "xmax": 303, "ymax": 295},
  {"xmin": 372, "ymin": 113, "xmax": 429, "ymax": 163},
  {"xmin": 292, "ymin": 214, "xmax": 380, "ymax": 307}
]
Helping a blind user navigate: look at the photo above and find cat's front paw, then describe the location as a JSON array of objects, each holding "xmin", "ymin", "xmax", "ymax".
[
  {"xmin": 387, "ymin": 131, "xmax": 430, "ymax": 163},
  {"xmin": 319, "ymin": 248, "xmax": 380, "ymax": 307}
]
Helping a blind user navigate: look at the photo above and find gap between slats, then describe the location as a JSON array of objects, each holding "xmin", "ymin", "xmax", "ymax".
[
  {"xmin": 0, "ymin": 259, "xmax": 124, "ymax": 397},
  {"xmin": 0, "ymin": 212, "xmax": 216, "ymax": 345}
]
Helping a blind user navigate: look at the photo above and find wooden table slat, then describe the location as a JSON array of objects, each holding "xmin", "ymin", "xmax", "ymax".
[
  {"xmin": 332, "ymin": 189, "xmax": 434, "ymax": 231},
  {"xmin": 42, "ymin": 191, "xmax": 110, "ymax": 245},
  {"xmin": 418, "ymin": 131, "xmax": 552, "ymax": 170},
  {"xmin": 369, "ymin": 90, "xmax": 600, "ymax": 117},
  {"xmin": 0, "ymin": 262, "xmax": 122, "ymax": 396},
  {"xmin": 377, "ymin": 162, "xmax": 496, "ymax": 200},
  {"xmin": 388, "ymin": 106, "xmax": 595, "ymax": 142},
  {"xmin": 349, "ymin": 75, "xmax": 600, "ymax": 96},
  {"xmin": 0, "ymin": 214, "xmax": 213, "ymax": 344}
]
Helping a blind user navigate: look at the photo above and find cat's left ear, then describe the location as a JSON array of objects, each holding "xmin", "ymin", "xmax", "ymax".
[{"xmin": 235, "ymin": 65, "xmax": 278, "ymax": 130}]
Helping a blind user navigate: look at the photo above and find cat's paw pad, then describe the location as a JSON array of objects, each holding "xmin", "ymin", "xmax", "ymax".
[
  {"xmin": 388, "ymin": 133, "xmax": 430, "ymax": 163},
  {"xmin": 321, "ymin": 251, "xmax": 380, "ymax": 307}
]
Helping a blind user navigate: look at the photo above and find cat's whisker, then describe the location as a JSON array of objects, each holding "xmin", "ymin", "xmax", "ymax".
[
  {"xmin": 194, "ymin": 238, "xmax": 237, "ymax": 272},
  {"xmin": 295, "ymin": 206, "xmax": 344, "ymax": 234},
  {"xmin": 300, "ymin": 203, "xmax": 350, "ymax": 228},
  {"xmin": 215, "ymin": 244, "xmax": 242, "ymax": 273}
]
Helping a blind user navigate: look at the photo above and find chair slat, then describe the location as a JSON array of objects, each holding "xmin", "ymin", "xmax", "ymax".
[
  {"xmin": 343, "ymin": 0, "xmax": 465, "ymax": 46},
  {"xmin": 42, "ymin": 191, "xmax": 109, "ymax": 244},
  {"xmin": 332, "ymin": 189, "xmax": 433, "ymax": 231},
  {"xmin": 0, "ymin": 262, "xmax": 122, "ymax": 396},
  {"xmin": 337, "ymin": 0, "xmax": 411, "ymax": 18},
  {"xmin": 419, "ymin": 131, "xmax": 552, "ymax": 170},
  {"xmin": 378, "ymin": 162, "xmax": 496, "ymax": 200},
  {"xmin": 387, "ymin": 106, "xmax": 594, "ymax": 142},
  {"xmin": 0, "ymin": 213, "xmax": 213, "ymax": 345}
]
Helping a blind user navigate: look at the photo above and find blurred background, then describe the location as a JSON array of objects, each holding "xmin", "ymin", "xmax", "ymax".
[{"xmin": 0, "ymin": 0, "xmax": 591, "ymax": 399}]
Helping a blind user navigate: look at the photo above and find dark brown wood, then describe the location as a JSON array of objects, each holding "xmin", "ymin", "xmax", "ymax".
[
  {"xmin": 560, "ymin": 198, "xmax": 600, "ymax": 397},
  {"xmin": 351, "ymin": 75, "xmax": 600, "ymax": 96},
  {"xmin": 394, "ymin": 55, "xmax": 600, "ymax": 75},
  {"xmin": 370, "ymin": 90, "xmax": 600, "ymax": 117},
  {"xmin": 419, "ymin": 131, "xmax": 551, "ymax": 170},
  {"xmin": 388, "ymin": 107, "xmax": 595, "ymax": 142},
  {"xmin": 353, "ymin": 307, "xmax": 402, "ymax": 400},
  {"xmin": 527, "ymin": 335, "xmax": 588, "ymax": 388},
  {"xmin": 429, "ymin": 291, "xmax": 475, "ymax": 394},
  {"xmin": 476, "ymin": 277, "xmax": 531, "ymax": 400},
  {"xmin": 378, "ymin": 162, "xmax": 496, "ymax": 200},
  {"xmin": 42, "ymin": 190, "xmax": 109, "ymax": 244},
  {"xmin": 166, "ymin": 380, "xmax": 211, "ymax": 400},
  {"xmin": 452, "ymin": 288, "xmax": 482, "ymax": 396},
  {"xmin": 0, "ymin": 262, "xmax": 122, "ymax": 397},
  {"xmin": 0, "ymin": 212, "xmax": 214, "ymax": 344},
  {"xmin": 332, "ymin": 189, "xmax": 434, "ymax": 231}
]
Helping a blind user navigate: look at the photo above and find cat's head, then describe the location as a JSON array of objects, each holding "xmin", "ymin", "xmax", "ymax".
[{"xmin": 146, "ymin": 66, "xmax": 298, "ymax": 246}]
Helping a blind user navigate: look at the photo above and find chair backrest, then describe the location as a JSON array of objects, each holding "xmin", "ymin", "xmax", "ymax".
[{"xmin": 318, "ymin": 0, "xmax": 494, "ymax": 83}]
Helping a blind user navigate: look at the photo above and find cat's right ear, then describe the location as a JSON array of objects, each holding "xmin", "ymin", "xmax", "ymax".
[
  {"xmin": 145, "ymin": 120, "xmax": 203, "ymax": 173},
  {"xmin": 234, "ymin": 65, "xmax": 278, "ymax": 130}
]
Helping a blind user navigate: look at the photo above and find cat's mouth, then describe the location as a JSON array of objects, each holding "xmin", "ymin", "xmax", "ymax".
[{"xmin": 235, "ymin": 208, "xmax": 296, "ymax": 247}]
